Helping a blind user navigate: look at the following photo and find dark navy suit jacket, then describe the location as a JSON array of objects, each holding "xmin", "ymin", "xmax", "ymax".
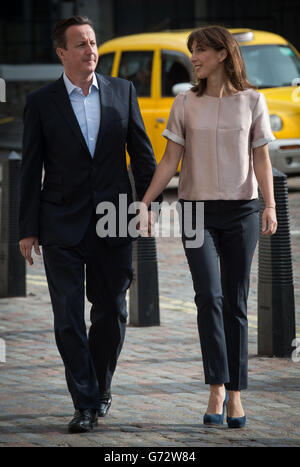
[{"xmin": 19, "ymin": 73, "xmax": 161, "ymax": 246}]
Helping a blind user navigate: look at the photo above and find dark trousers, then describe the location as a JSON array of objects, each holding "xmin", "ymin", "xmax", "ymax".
[
  {"xmin": 42, "ymin": 214, "xmax": 133, "ymax": 409},
  {"xmin": 181, "ymin": 199, "xmax": 259, "ymax": 390}
]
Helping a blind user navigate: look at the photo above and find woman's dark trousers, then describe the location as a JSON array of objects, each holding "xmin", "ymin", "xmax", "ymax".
[{"xmin": 181, "ymin": 200, "xmax": 259, "ymax": 390}]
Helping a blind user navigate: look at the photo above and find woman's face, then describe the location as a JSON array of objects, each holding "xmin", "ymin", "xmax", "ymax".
[{"xmin": 190, "ymin": 40, "xmax": 226, "ymax": 79}]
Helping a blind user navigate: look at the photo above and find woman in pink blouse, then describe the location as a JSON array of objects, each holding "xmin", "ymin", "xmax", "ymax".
[{"xmin": 139, "ymin": 25, "xmax": 277, "ymax": 428}]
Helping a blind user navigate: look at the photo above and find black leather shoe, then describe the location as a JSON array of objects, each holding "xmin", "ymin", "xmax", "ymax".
[
  {"xmin": 68, "ymin": 409, "xmax": 98, "ymax": 433},
  {"xmin": 98, "ymin": 391, "xmax": 112, "ymax": 417}
]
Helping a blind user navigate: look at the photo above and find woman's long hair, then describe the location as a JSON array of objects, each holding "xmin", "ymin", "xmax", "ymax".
[{"xmin": 187, "ymin": 25, "xmax": 257, "ymax": 96}]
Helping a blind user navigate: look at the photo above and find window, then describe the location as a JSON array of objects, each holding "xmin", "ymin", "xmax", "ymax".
[
  {"xmin": 96, "ymin": 53, "xmax": 114, "ymax": 76},
  {"xmin": 161, "ymin": 50, "xmax": 192, "ymax": 97},
  {"xmin": 241, "ymin": 45, "xmax": 300, "ymax": 88},
  {"xmin": 118, "ymin": 51, "xmax": 153, "ymax": 97},
  {"xmin": 0, "ymin": 0, "xmax": 64, "ymax": 64}
]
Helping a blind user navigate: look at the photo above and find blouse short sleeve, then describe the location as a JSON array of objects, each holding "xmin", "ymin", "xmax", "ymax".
[
  {"xmin": 162, "ymin": 93, "xmax": 185, "ymax": 147},
  {"xmin": 251, "ymin": 92, "xmax": 276, "ymax": 149}
]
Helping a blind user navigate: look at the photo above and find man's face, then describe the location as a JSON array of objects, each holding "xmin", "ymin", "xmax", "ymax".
[{"xmin": 57, "ymin": 24, "xmax": 98, "ymax": 77}]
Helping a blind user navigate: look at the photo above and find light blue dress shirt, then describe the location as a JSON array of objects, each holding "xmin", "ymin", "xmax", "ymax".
[{"xmin": 63, "ymin": 72, "xmax": 100, "ymax": 157}]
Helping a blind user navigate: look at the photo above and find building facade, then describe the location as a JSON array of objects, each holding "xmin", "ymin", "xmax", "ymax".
[{"xmin": 0, "ymin": 0, "xmax": 299, "ymax": 117}]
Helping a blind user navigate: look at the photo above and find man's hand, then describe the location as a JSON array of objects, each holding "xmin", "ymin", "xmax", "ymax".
[{"xmin": 19, "ymin": 236, "xmax": 41, "ymax": 265}]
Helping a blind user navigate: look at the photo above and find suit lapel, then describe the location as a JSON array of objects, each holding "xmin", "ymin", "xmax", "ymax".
[
  {"xmin": 51, "ymin": 75, "xmax": 90, "ymax": 156},
  {"xmin": 93, "ymin": 73, "xmax": 113, "ymax": 157}
]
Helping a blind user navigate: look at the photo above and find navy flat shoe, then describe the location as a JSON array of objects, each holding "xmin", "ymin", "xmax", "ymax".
[
  {"xmin": 226, "ymin": 415, "xmax": 246, "ymax": 429},
  {"xmin": 203, "ymin": 391, "xmax": 229, "ymax": 426}
]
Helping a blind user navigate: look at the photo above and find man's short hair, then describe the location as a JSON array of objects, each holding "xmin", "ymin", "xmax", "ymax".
[{"xmin": 52, "ymin": 16, "xmax": 95, "ymax": 49}]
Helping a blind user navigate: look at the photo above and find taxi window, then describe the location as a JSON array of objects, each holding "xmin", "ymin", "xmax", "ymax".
[
  {"xmin": 161, "ymin": 50, "xmax": 192, "ymax": 97},
  {"xmin": 241, "ymin": 45, "xmax": 300, "ymax": 88},
  {"xmin": 118, "ymin": 51, "xmax": 153, "ymax": 97},
  {"xmin": 97, "ymin": 53, "xmax": 114, "ymax": 75}
]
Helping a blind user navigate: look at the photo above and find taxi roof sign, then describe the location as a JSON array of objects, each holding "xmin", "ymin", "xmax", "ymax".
[{"xmin": 232, "ymin": 31, "xmax": 254, "ymax": 42}]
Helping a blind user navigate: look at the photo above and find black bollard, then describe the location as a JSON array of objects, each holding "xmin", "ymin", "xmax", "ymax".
[
  {"xmin": 257, "ymin": 168, "xmax": 296, "ymax": 357},
  {"xmin": 127, "ymin": 165, "xmax": 160, "ymax": 326},
  {"xmin": 0, "ymin": 151, "xmax": 26, "ymax": 297},
  {"xmin": 129, "ymin": 236, "xmax": 160, "ymax": 326}
]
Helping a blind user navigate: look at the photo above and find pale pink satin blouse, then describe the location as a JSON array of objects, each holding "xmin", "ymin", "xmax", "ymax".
[{"xmin": 162, "ymin": 88, "xmax": 275, "ymax": 200}]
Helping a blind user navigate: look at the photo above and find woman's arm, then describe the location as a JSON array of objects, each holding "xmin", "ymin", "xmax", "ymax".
[
  {"xmin": 139, "ymin": 139, "xmax": 183, "ymax": 235},
  {"xmin": 142, "ymin": 139, "xmax": 183, "ymax": 207},
  {"xmin": 253, "ymin": 144, "xmax": 277, "ymax": 235}
]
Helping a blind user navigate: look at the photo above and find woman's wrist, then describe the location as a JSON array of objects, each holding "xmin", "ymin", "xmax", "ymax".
[{"xmin": 263, "ymin": 198, "xmax": 276, "ymax": 208}]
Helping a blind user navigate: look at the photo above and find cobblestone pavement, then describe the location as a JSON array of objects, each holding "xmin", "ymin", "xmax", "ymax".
[{"xmin": 0, "ymin": 178, "xmax": 299, "ymax": 447}]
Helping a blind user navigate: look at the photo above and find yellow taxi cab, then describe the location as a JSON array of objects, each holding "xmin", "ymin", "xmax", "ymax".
[{"xmin": 97, "ymin": 29, "xmax": 300, "ymax": 175}]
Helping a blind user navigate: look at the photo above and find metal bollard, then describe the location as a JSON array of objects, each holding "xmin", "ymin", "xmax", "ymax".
[
  {"xmin": 128, "ymin": 165, "xmax": 160, "ymax": 326},
  {"xmin": 257, "ymin": 168, "xmax": 296, "ymax": 357},
  {"xmin": 0, "ymin": 151, "xmax": 26, "ymax": 297},
  {"xmin": 129, "ymin": 236, "xmax": 160, "ymax": 326}
]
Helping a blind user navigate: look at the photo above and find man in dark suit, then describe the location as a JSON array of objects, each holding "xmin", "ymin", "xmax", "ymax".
[{"xmin": 19, "ymin": 16, "xmax": 161, "ymax": 433}]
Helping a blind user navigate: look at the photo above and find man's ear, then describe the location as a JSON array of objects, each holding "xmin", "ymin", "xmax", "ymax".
[{"xmin": 56, "ymin": 47, "xmax": 65, "ymax": 63}]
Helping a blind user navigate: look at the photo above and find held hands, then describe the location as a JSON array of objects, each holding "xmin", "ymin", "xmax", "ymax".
[
  {"xmin": 138, "ymin": 203, "xmax": 158, "ymax": 237},
  {"xmin": 18, "ymin": 206, "xmax": 276, "ymax": 255},
  {"xmin": 19, "ymin": 236, "xmax": 41, "ymax": 265},
  {"xmin": 261, "ymin": 207, "xmax": 277, "ymax": 235}
]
